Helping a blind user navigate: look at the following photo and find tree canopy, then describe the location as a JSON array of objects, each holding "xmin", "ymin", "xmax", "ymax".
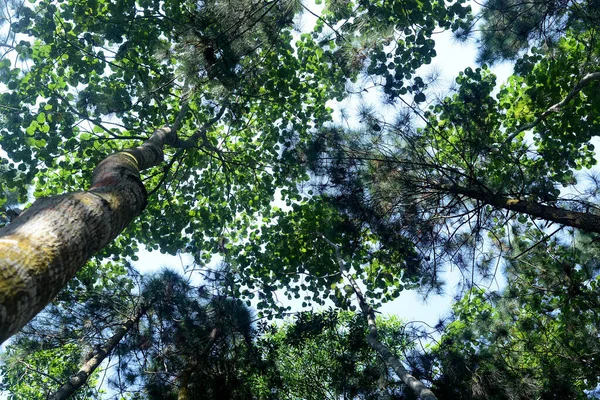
[{"xmin": 1, "ymin": 0, "xmax": 600, "ymax": 398}]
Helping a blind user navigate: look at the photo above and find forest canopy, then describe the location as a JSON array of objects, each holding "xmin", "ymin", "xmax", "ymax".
[{"xmin": 0, "ymin": 0, "xmax": 599, "ymax": 398}]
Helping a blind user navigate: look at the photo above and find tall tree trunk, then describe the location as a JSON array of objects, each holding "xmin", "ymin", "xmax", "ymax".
[
  {"xmin": 50, "ymin": 305, "xmax": 147, "ymax": 400},
  {"xmin": 446, "ymin": 185, "xmax": 600, "ymax": 234},
  {"xmin": 178, "ymin": 367, "xmax": 192, "ymax": 400},
  {"xmin": 0, "ymin": 127, "xmax": 176, "ymax": 342},
  {"xmin": 178, "ymin": 327, "xmax": 218, "ymax": 400},
  {"xmin": 318, "ymin": 233, "xmax": 438, "ymax": 400}
]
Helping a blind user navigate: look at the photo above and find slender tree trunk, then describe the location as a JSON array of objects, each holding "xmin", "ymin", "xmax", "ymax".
[
  {"xmin": 50, "ymin": 306, "xmax": 146, "ymax": 400},
  {"xmin": 0, "ymin": 127, "xmax": 176, "ymax": 342},
  {"xmin": 178, "ymin": 367, "xmax": 192, "ymax": 400},
  {"xmin": 447, "ymin": 185, "xmax": 600, "ymax": 234},
  {"xmin": 318, "ymin": 233, "xmax": 438, "ymax": 400},
  {"xmin": 361, "ymin": 312, "xmax": 436, "ymax": 400}
]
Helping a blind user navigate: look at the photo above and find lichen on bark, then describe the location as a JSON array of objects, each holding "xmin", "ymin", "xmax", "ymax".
[{"xmin": 0, "ymin": 127, "xmax": 175, "ymax": 343}]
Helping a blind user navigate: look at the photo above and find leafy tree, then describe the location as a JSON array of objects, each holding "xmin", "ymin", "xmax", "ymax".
[
  {"xmin": 474, "ymin": 0, "xmax": 600, "ymax": 64},
  {"xmin": 255, "ymin": 310, "xmax": 413, "ymax": 400},
  {"xmin": 0, "ymin": 260, "xmax": 138, "ymax": 399},
  {"xmin": 0, "ymin": 127, "xmax": 176, "ymax": 341},
  {"xmin": 8, "ymin": 0, "xmax": 600, "ymax": 398},
  {"xmin": 301, "ymin": 24, "xmax": 600, "ymax": 292},
  {"xmin": 114, "ymin": 269, "xmax": 261, "ymax": 400},
  {"xmin": 0, "ymin": 0, "xmax": 471, "ymax": 343},
  {"xmin": 233, "ymin": 198, "xmax": 438, "ymax": 398},
  {"xmin": 1, "ymin": 267, "xmax": 263, "ymax": 400}
]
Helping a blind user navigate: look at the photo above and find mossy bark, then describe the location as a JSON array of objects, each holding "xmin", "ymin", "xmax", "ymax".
[{"xmin": 0, "ymin": 127, "xmax": 175, "ymax": 343}]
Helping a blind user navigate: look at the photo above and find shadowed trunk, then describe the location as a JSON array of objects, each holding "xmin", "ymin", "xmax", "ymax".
[
  {"xmin": 0, "ymin": 127, "xmax": 176, "ymax": 342},
  {"xmin": 178, "ymin": 367, "xmax": 192, "ymax": 400}
]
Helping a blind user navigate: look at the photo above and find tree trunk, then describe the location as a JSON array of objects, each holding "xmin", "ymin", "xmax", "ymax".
[
  {"xmin": 362, "ymin": 311, "xmax": 437, "ymax": 400},
  {"xmin": 0, "ymin": 127, "xmax": 176, "ymax": 342},
  {"xmin": 50, "ymin": 306, "xmax": 146, "ymax": 400},
  {"xmin": 318, "ymin": 233, "xmax": 438, "ymax": 400},
  {"xmin": 447, "ymin": 185, "xmax": 600, "ymax": 234},
  {"xmin": 178, "ymin": 367, "xmax": 192, "ymax": 400}
]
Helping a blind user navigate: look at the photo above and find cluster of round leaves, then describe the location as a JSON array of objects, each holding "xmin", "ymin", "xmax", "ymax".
[
  {"xmin": 500, "ymin": 31, "xmax": 600, "ymax": 180},
  {"xmin": 231, "ymin": 198, "xmax": 418, "ymax": 317},
  {"xmin": 316, "ymin": 0, "xmax": 473, "ymax": 102}
]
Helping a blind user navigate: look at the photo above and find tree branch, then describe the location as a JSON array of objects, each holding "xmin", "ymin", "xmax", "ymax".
[
  {"xmin": 506, "ymin": 72, "xmax": 600, "ymax": 143},
  {"xmin": 171, "ymin": 101, "xmax": 228, "ymax": 149},
  {"xmin": 16, "ymin": 359, "xmax": 64, "ymax": 386},
  {"xmin": 49, "ymin": 305, "xmax": 147, "ymax": 400}
]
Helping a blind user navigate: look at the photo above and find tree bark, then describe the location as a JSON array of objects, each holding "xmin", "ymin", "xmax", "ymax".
[
  {"xmin": 49, "ymin": 306, "xmax": 146, "ymax": 400},
  {"xmin": 0, "ymin": 127, "xmax": 176, "ymax": 343},
  {"xmin": 178, "ymin": 367, "xmax": 192, "ymax": 400},
  {"xmin": 318, "ymin": 233, "xmax": 438, "ymax": 400},
  {"xmin": 446, "ymin": 185, "xmax": 600, "ymax": 234}
]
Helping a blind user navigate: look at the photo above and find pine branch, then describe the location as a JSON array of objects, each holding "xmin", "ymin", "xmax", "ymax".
[{"xmin": 49, "ymin": 306, "xmax": 147, "ymax": 400}]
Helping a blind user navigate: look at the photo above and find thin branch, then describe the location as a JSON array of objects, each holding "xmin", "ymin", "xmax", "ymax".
[
  {"xmin": 506, "ymin": 71, "xmax": 600, "ymax": 143},
  {"xmin": 49, "ymin": 306, "xmax": 147, "ymax": 400},
  {"xmin": 172, "ymin": 100, "xmax": 228, "ymax": 149},
  {"xmin": 510, "ymin": 226, "xmax": 563, "ymax": 260},
  {"xmin": 300, "ymin": 3, "xmax": 345, "ymax": 41},
  {"xmin": 16, "ymin": 359, "xmax": 63, "ymax": 386}
]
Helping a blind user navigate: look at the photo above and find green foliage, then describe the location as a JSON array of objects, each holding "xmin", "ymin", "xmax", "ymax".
[
  {"xmin": 317, "ymin": 0, "xmax": 472, "ymax": 101},
  {"xmin": 0, "ymin": 342, "xmax": 99, "ymax": 400},
  {"xmin": 500, "ymin": 32, "xmax": 600, "ymax": 173},
  {"xmin": 0, "ymin": 259, "xmax": 134, "ymax": 399},
  {"xmin": 0, "ymin": 0, "xmax": 473, "ymax": 320},
  {"xmin": 254, "ymin": 310, "xmax": 413, "ymax": 399},
  {"xmin": 476, "ymin": 0, "xmax": 600, "ymax": 63},
  {"xmin": 302, "ymin": 22, "xmax": 600, "ymax": 289},
  {"xmin": 0, "ymin": 0, "xmax": 338, "ymax": 268},
  {"xmin": 4, "ymin": 0, "xmax": 600, "ymax": 397},
  {"xmin": 232, "ymin": 198, "xmax": 420, "ymax": 316},
  {"xmin": 412, "ymin": 232, "xmax": 600, "ymax": 399},
  {"xmin": 115, "ymin": 270, "xmax": 261, "ymax": 399}
]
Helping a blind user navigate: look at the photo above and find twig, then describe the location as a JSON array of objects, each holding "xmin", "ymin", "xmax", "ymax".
[
  {"xmin": 300, "ymin": 3, "xmax": 345, "ymax": 42},
  {"xmin": 510, "ymin": 226, "xmax": 563, "ymax": 260},
  {"xmin": 17, "ymin": 359, "xmax": 64, "ymax": 385},
  {"xmin": 172, "ymin": 101, "xmax": 228, "ymax": 149}
]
